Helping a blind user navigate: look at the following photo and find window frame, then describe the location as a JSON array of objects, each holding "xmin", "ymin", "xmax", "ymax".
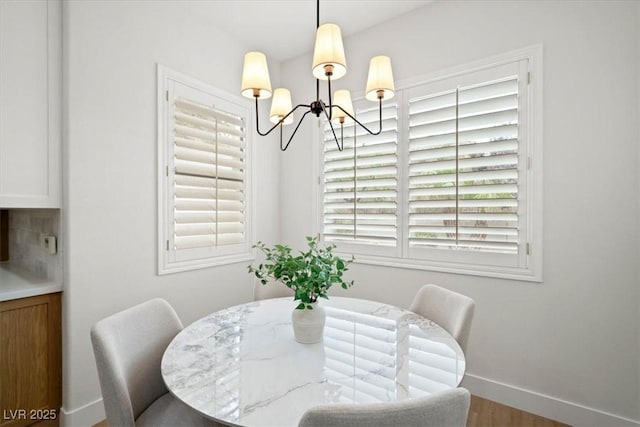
[
  {"xmin": 315, "ymin": 46, "xmax": 543, "ymax": 282},
  {"xmin": 157, "ymin": 65, "xmax": 255, "ymax": 275}
]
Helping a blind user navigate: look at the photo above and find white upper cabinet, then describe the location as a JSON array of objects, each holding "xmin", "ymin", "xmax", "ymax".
[{"xmin": 0, "ymin": 0, "xmax": 61, "ymax": 208}]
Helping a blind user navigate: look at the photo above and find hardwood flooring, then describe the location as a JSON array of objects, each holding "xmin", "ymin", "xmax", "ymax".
[
  {"xmin": 91, "ymin": 395, "xmax": 570, "ymax": 427},
  {"xmin": 467, "ymin": 395, "xmax": 570, "ymax": 427}
]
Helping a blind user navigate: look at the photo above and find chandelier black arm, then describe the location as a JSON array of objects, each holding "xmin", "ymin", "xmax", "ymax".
[
  {"xmin": 281, "ymin": 110, "xmax": 313, "ymax": 151},
  {"xmin": 333, "ymin": 98, "xmax": 384, "ymax": 136},
  {"xmin": 322, "ymin": 106, "xmax": 343, "ymax": 152},
  {"xmin": 254, "ymin": 98, "xmax": 310, "ymax": 136}
]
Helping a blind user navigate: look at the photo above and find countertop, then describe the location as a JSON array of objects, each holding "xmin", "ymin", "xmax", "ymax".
[{"xmin": 0, "ymin": 262, "xmax": 63, "ymax": 302}]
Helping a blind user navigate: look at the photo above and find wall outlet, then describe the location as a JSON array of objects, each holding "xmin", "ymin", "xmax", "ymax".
[{"xmin": 41, "ymin": 235, "xmax": 57, "ymax": 255}]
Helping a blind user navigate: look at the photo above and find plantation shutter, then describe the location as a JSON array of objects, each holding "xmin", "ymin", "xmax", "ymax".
[
  {"xmin": 408, "ymin": 73, "xmax": 520, "ymax": 255},
  {"xmin": 322, "ymin": 102, "xmax": 398, "ymax": 247},
  {"xmin": 172, "ymin": 96, "xmax": 246, "ymax": 251}
]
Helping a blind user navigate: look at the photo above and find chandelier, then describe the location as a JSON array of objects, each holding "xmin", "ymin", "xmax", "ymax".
[{"xmin": 240, "ymin": 0, "xmax": 395, "ymax": 151}]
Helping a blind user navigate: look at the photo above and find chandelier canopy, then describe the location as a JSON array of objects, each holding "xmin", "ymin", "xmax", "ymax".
[{"xmin": 240, "ymin": 0, "xmax": 395, "ymax": 151}]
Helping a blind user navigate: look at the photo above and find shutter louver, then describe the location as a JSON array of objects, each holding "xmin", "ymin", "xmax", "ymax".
[
  {"xmin": 408, "ymin": 77, "xmax": 519, "ymax": 254},
  {"xmin": 323, "ymin": 103, "xmax": 398, "ymax": 246},
  {"xmin": 173, "ymin": 97, "xmax": 246, "ymax": 250}
]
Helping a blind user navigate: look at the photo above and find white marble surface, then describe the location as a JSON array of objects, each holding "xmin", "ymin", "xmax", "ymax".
[
  {"xmin": 162, "ymin": 297, "xmax": 465, "ymax": 427},
  {"xmin": 0, "ymin": 262, "xmax": 63, "ymax": 302}
]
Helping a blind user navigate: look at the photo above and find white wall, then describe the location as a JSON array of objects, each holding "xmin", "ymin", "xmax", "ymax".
[
  {"xmin": 279, "ymin": 0, "xmax": 640, "ymax": 425},
  {"xmin": 62, "ymin": 1, "xmax": 280, "ymax": 424}
]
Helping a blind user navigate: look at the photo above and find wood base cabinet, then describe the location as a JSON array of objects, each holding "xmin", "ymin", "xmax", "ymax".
[{"xmin": 0, "ymin": 293, "xmax": 61, "ymax": 427}]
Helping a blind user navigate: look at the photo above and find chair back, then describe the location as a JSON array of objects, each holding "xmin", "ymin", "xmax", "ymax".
[
  {"xmin": 410, "ymin": 284, "xmax": 476, "ymax": 352},
  {"xmin": 252, "ymin": 277, "xmax": 294, "ymax": 300},
  {"xmin": 90, "ymin": 298, "xmax": 183, "ymax": 426},
  {"xmin": 298, "ymin": 388, "xmax": 471, "ymax": 427}
]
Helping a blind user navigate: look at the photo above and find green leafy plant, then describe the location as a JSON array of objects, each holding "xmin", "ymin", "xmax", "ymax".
[{"xmin": 248, "ymin": 236, "xmax": 354, "ymax": 310}]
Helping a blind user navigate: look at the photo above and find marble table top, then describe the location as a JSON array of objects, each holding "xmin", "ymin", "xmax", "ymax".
[{"xmin": 161, "ymin": 297, "xmax": 465, "ymax": 427}]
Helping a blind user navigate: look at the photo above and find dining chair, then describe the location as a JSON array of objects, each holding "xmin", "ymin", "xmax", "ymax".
[
  {"xmin": 90, "ymin": 298, "xmax": 221, "ymax": 427},
  {"xmin": 410, "ymin": 284, "xmax": 476, "ymax": 353},
  {"xmin": 298, "ymin": 388, "xmax": 471, "ymax": 427},
  {"xmin": 252, "ymin": 277, "xmax": 294, "ymax": 300}
]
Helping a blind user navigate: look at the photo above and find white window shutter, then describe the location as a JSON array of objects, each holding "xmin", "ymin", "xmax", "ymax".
[
  {"xmin": 322, "ymin": 103, "xmax": 399, "ymax": 248},
  {"xmin": 408, "ymin": 77, "xmax": 520, "ymax": 254},
  {"xmin": 173, "ymin": 97, "xmax": 246, "ymax": 250}
]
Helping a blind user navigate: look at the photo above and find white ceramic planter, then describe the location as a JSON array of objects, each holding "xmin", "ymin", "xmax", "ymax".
[{"xmin": 291, "ymin": 301, "xmax": 325, "ymax": 343}]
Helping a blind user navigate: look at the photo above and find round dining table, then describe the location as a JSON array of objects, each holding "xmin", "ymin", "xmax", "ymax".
[{"xmin": 161, "ymin": 297, "xmax": 465, "ymax": 427}]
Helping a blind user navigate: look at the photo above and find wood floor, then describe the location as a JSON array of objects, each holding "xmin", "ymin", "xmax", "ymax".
[
  {"xmin": 467, "ymin": 395, "xmax": 569, "ymax": 427},
  {"xmin": 92, "ymin": 395, "xmax": 570, "ymax": 427}
]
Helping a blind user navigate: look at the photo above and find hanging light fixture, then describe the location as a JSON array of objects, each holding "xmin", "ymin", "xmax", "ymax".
[{"xmin": 240, "ymin": 0, "xmax": 395, "ymax": 151}]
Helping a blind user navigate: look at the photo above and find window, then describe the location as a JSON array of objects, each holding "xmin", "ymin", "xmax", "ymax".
[
  {"xmin": 158, "ymin": 65, "xmax": 253, "ymax": 274},
  {"xmin": 319, "ymin": 47, "xmax": 542, "ymax": 281}
]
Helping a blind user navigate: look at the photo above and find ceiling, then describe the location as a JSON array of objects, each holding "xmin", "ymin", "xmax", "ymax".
[{"xmin": 203, "ymin": 0, "xmax": 433, "ymax": 62}]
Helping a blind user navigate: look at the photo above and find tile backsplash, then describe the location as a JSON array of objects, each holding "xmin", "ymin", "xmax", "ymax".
[{"xmin": 8, "ymin": 209, "xmax": 61, "ymax": 282}]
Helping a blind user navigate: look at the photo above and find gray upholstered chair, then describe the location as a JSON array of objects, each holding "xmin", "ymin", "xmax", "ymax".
[
  {"xmin": 252, "ymin": 277, "xmax": 293, "ymax": 300},
  {"xmin": 90, "ymin": 298, "xmax": 221, "ymax": 427},
  {"xmin": 298, "ymin": 388, "xmax": 471, "ymax": 427},
  {"xmin": 410, "ymin": 284, "xmax": 476, "ymax": 353}
]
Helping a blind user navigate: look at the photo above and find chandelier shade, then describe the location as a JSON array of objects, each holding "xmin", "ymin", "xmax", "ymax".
[
  {"xmin": 241, "ymin": 51, "xmax": 272, "ymax": 99},
  {"xmin": 365, "ymin": 55, "xmax": 395, "ymax": 101},
  {"xmin": 312, "ymin": 23, "xmax": 347, "ymax": 81},
  {"xmin": 331, "ymin": 90, "xmax": 354, "ymax": 124},
  {"xmin": 270, "ymin": 88, "xmax": 294, "ymax": 125}
]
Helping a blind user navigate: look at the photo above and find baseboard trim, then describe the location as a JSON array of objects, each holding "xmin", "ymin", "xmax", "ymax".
[
  {"xmin": 59, "ymin": 398, "xmax": 104, "ymax": 427},
  {"xmin": 462, "ymin": 374, "xmax": 640, "ymax": 427}
]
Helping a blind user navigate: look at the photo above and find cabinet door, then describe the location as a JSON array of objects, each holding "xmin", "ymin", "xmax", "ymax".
[
  {"xmin": 0, "ymin": 293, "xmax": 62, "ymax": 427},
  {"xmin": 0, "ymin": 0, "xmax": 61, "ymax": 208}
]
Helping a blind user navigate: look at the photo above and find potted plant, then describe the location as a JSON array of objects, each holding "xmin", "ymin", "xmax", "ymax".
[{"xmin": 248, "ymin": 236, "xmax": 354, "ymax": 343}]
